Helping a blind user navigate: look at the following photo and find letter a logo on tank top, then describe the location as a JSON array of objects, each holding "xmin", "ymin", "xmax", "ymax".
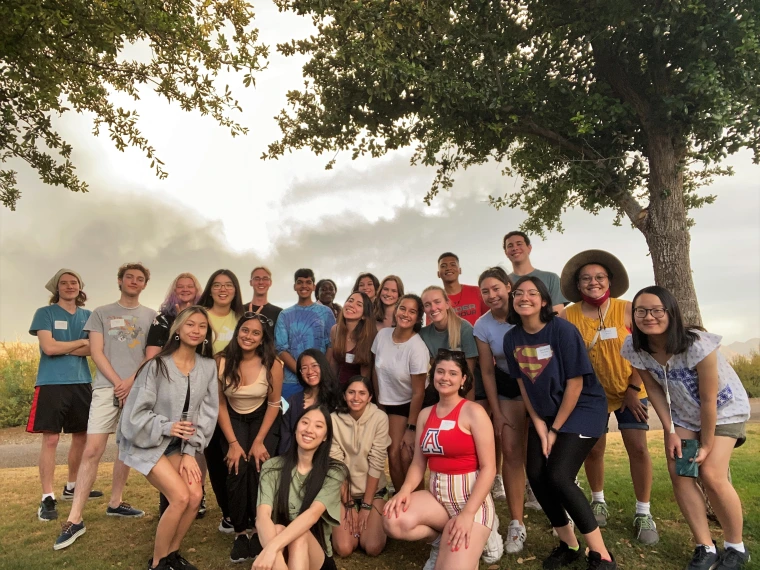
[{"xmin": 421, "ymin": 429, "xmax": 444, "ymax": 455}]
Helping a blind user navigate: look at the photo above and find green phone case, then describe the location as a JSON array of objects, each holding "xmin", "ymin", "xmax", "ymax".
[{"xmin": 676, "ymin": 439, "xmax": 699, "ymax": 478}]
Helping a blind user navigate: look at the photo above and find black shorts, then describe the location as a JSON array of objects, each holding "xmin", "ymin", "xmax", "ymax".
[
  {"xmin": 26, "ymin": 384, "xmax": 92, "ymax": 434},
  {"xmin": 383, "ymin": 402, "xmax": 411, "ymax": 418},
  {"xmin": 320, "ymin": 555, "xmax": 337, "ymax": 570}
]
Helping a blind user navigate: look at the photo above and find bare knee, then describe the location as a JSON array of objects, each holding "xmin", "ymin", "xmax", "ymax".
[
  {"xmin": 383, "ymin": 513, "xmax": 413, "ymax": 539},
  {"xmin": 42, "ymin": 433, "xmax": 60, "ymax": 450},
  {"xmin": 286, "ymin": 531, "xmax": 309, "ymax": 554},
  {"xmin": 332, "ymin": 537, "xmax": 356, "ymax": 558},
  {"xmin": 362, "ymin": 536, "xmax": 386, "ymax": 557},
  {"xmin": 169, "ymin": 488, "xmax": 191, "ymax": 510},
  {"xmin": 82, "ymin": 441, "xmax": 104, "ymax": 463},
  {"xmin": 700, "ymin": 465, "xmax": 729, "ymax": 494},
  {"xmin": 187, "ymin": 483, "xmax": 203, "ymax": 509},
  {"xmin": 388, "ymin": 445, "xmax": 402, "ymax": 465}
]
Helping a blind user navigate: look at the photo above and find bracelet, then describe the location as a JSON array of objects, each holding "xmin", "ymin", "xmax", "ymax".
[
  {"xmin": 267, "ymin": 400, "xmax": 281, "ymax": 407},
  {"xmin": 549, "ymin": 426, "xmax": 560, "ymax": 435},
  {"xmin": 228, "ymin": 440, "xmax": 238, "ymax": 445},
  {"xmin": 406, "ymin": 424, "xmax": 416, "ymax": 432},
  {"xmin": 627, "ymin": 384, "xmax": 642, "ymax": 392},
  {"xmin": 360, "ymin": 502, "xmax": 372, "ymax": 511},
  {"xmin": 344, "ymin": 500, "xmax": 356, "ymax": 509}
]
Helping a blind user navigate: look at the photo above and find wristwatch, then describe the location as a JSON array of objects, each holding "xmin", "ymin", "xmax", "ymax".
[
  {"xmin": 406, "ymin": 424, "xmax": 416, "ymax": 432},
  {"xmin": 627, "ymin": 384, "xmax": 642, "ymax": 392}
]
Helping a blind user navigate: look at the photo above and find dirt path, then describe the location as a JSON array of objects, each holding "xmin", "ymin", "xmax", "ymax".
[{"xmin": 2, "ymin": 400, "xmax": 758, "ymax": 469}]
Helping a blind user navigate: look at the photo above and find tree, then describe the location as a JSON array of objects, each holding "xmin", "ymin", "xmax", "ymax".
[
  {"xmin": 266, "ymin": 0, "xmax": 760, "ymax": 324},
  {"xmin": 1, "ymin": 0, "xmax": 267, "ymax": 210}
]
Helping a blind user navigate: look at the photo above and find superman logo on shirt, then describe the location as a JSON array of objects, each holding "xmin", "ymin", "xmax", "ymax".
[{"xmin": 513, "ymin": 345, "xmax": 552, "ymax": 383}]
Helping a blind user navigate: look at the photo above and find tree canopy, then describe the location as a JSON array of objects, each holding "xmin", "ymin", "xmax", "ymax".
[
  {"xmin": 1, "ymin": 0, "xmax": 267, "ymax": 210},
  {"xmin": 267, "ymin": 0, "xmax": 760, "ymax": 323}
]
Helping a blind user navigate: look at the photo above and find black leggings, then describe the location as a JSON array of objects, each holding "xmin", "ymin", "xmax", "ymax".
[
  {"xmin": 205, "ymin": 425, "xmax": 229, "ymax": 518},
  {"xmin": 525, "ymin": 423, "xmax": 599, "ymax": 535}
]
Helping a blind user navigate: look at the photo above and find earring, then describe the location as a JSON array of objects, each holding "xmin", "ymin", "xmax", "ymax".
[
  {"xmin": 203, "ymin": 339, "xmax": 209, "ymax": 345},
  {"xmin": 174, "ymin": 334, "xmax": 180, "ymax": 341}
]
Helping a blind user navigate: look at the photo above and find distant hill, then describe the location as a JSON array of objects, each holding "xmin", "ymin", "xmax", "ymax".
[{"xmin": 720, "ymin": 338, "xmax": 760, "ymax": 361}]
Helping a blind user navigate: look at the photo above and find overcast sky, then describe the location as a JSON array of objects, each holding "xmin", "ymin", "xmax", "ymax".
[{"xmin": 1, "ymin": 2, "xmax": 758, "ymax": 345}]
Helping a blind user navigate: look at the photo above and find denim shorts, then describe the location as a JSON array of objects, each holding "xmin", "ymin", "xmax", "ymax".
[{"xmin": 607, "ymin": 398, "xmax": 649, "ymax": 431}]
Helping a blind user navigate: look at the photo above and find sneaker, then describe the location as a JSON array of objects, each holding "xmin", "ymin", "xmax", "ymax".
[
  {"xmin": 167, "ymin": 550, "xmax": 198, "ymax": 570},
  {"xmin": 196, "ymin": 490, "xmax": 207, "ymax": 519},
  {"xmin": 505, "ymin": 519, "xmax": 526, "ymax": 554},
  {"xmin": 633, "ymin": 513, "xmax": 659, "ymax": 545},
  {"xmin": 491, "ymin": 475, "xmax": 507, "ymax": 500},
  {"xmin": 249, "ymin": 534, "xmax": 263, "ymax": 559},
  {"xmin": 147, "ymin": 557, "xmax": 170, "ymax": 569},
  {"xmin": 38, "ymin": 496, "xmax": 58, "ymax": 522},
  {"xmin": 53, "ymin": 520, "xmax": 86, "ymax": 550},
  {"xmin": 686, "ymin": 544, "xmax": 720, "ymax": 570},
  {"xmin": 219, "ymin": 516, "xmax": 235, "ymax": 534},
  {"xmin": 525, "ymin": 482, "xmax": 543, "ymax": 511},
  {"xmin": 715, "ymin": 547, "xmax": 750, "ymax": 569},
  {"xmin": 61, "ymin": 486, "xmax": 104, "ymax": 501},
  {"xmin": 230, "ymin": 534, "xmax": 250, "ymax": 563},
  {"xmin": 423, "ymin": 537, "xmax": 441, "ymax": 570},
  {"xmin": 106, "ymin": 502, "xmax": 145, "ymax": 518},
  {"xmin": 543, "ymin": 541, "xmax": 582, "ymax": 569},
  {"xmin": 591, "ymin": 501, "xmax": 609, "ymax": 527},
  {"xmin": 482, "ymin": 515, "xmax": 504, "ymax": 564},
  {"xmin": 587, "ymin": 551, "xmax": 617, "ymax": 570}
]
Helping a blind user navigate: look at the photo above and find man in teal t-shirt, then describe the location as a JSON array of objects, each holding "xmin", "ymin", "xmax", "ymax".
[{"xmin": 503, "ymin": 231, "xmax": 567, "ymax": 313}]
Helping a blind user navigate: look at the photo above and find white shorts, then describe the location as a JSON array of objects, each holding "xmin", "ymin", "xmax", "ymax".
[{"xmin": 87, "ymin": 387, "xmax": 121, "ymax": 434}]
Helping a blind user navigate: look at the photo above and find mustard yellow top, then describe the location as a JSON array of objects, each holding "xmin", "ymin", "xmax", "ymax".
[{"xmin": 565, "ymin": 298, "xmax": 646, "ymax": 412}]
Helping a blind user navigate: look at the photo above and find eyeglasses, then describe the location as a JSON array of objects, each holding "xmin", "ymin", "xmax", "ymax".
[
  {"xmin": 243, "ymin": 312, "xmax": 274, "ymax": 327},
  {"xmin": 212, "ymin": 283, "xmax": 235, "ymax": 291},
  {"xmin": 437, "ymin": 348, "xmax": 466, "ymax": 359},
  {"xmin": 633, "ymin": 307, "xmax": 667, "ymax": 319},
  {"xmin": 579, "ymin": 274, "xmax": 608, "ymax": 284},
  {"xmin": 511, "ymin": 289, "xmax": 540, "ymax": 298},
  {"xmin": 299, "ymin": 363, "xmax": 321, "ymax": 373},
  {"xmin": 252, "ymin": 277, "xmax": 271, "ymax": 283}
]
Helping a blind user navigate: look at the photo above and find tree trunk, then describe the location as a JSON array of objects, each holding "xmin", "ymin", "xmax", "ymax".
[{"xmin": 636, "ymin": 133, "xmax": 703, "ymax": 327}]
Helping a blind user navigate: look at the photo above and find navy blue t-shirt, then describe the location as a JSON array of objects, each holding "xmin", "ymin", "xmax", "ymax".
[{"xmin": 503, "ymin": 317, "xmax": 607, "ymax": 437}]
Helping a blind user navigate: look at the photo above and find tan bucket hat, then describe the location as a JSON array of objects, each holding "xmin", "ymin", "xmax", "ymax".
[
  {"xmin": 45, "ymin": 269, "xmax": 85, "ymax": 294},
  {"xmin": 560, "ymin": 250, "xmax": 628, "ymax": 303}
]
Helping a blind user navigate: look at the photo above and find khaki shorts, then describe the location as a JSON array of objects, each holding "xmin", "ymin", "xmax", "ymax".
[
  {"xmin": 715, "ymin": 422, "xmax": 747, "ymax": 447},
  {"xmin": 87, "ymin": 387, "xmax": 122, "ymax": 434}
]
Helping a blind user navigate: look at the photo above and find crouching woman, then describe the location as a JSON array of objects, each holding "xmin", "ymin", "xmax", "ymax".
[{"xmin": 119, "ymin": 306, "xmax": 219, "ymax": 570}]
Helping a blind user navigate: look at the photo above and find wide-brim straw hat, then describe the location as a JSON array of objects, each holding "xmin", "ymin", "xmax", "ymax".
[{"xmin": 560, "ymin": 250, "xmax": 628, "ymax": 303}]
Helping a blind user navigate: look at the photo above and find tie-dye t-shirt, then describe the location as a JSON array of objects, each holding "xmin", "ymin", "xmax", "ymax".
[
  {"xmin": 503, "ymin": 317, "xmax": 607, "ymax": 437},
  {"xmin": 275, "ymin": 303, "xmax": 337, "ymax": 386}
]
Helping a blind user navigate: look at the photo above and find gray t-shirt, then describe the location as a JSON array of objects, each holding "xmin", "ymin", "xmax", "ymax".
[
  {"xmin": 508, "ymin": 268, "xmax": 567, "ymax": 306},
  {"xmin": 85, "ymin": 302, "xmax": 157, "ymax": 389}
]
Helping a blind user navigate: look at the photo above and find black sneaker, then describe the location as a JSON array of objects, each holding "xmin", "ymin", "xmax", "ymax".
[
  {"xmin": 249, "ymin": 533, "xmax": 263, "ymax": 559},
  {"xmin": 543, "ymin": 541, "xmax": 582, "ymax": 569},
  {"xmin": 106, "ymin": 501, "xmax": 145, "ymax": 517},
  {"xmin": 167, "ymin": 550, "xmax": 198, "ymax": 570},
  {"xmin": 687, "ymin": 544, "xmax": 721, "ymax": 570},
  {"xmin": 587, "ymin": 551, "xmax": 617, "ymax": 570},
  {"xmin": 230, "ymin": 534, "xmax": 250, "ymax": 563},
  {"xmin": 196, "ymin": 490, "xmax": 207, "ymax": 519},
  {"xmin": 61, "ymin": 486, "xmax": 104, "ymax": 501},
  {"xmin": 38, "ymin": 496, "xmax": 58, "ymax": 522},
  {"xmin": 219, "ymin": 516, "xmax": 235, "ymax": 534},
  {"xmin": 147, "ymin": 556, "xmax": 170, "ymax": 569},
  {"xmin": 53, "ymin": 520, "xmax": 86, "ymax": 550},
  {"xmin": 715, "ymin": 547, "xmax": 750, "ymax": 569}
]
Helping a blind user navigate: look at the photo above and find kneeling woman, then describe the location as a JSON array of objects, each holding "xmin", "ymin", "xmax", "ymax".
[
  {"xmin": 503, "ymin": 277, "xmax": 616, "ymax": 570},
  {"xmin": 384, "ymin": 351, "xmax": 496, "ymax": 570},
  {"xmin": 330, "ymin": 376, "xmax": 391, "ymax": 557},
  {"xmin": 255, "ymin": 405, "xmax": 348, "ymax": 570},
  {"xmin": 119, "ymin": 306, "xmax": 219, "ymax": 570}
]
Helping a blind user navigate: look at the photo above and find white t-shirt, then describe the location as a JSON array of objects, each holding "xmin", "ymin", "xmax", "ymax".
[{"xmin": 371, "ymin": 328, "xmax": 430, "ymax": 406}]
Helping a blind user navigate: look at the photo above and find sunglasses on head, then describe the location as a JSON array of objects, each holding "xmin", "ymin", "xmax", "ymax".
[
  {"xmin": 437, "ymin": 348, "xmax": 466, "ymax": 359},
  {"xmin": 243, "ymin": 312, "xmax": 274, "ymax": 327}
]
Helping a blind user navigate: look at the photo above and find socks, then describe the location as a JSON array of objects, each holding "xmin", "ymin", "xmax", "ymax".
[
  {"xmin": 635, "ymin": 501, "xmax": 651, "ymax": 516},
  {"xmin": 591, "ymin": 491, "xmax": 605, "ymax": 503},
  {"xmin": 701, "ymin": 543, "xmax": 717, "ymax": 554},
  {"xmin": 724, "ymin": 541, "xmax": 745, "ymax": 553},
  {"xmin": 66, "ymin": 482, "xmax": 76, "ymax": 491},
  {"xmin": 567, "ymin": 544, "xmax": 580, "ymax": 551},
  {"xmin": 42, "ymin": 492, "xmax": 55, "ymax": 501}
]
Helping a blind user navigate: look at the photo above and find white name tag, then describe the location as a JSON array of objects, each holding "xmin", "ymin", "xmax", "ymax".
[
  {"xmin": 110, "ymin": 318, "xmax": 126, "ymax": 328},
  {"xmin": 345, "ymin": 353, "xmax": 355, "ymax": 364},
  {"xmin": 218, "ymin": 331, "xmax": 233, "ymax": 341},
  {"xmin": 536, "ymin": 345, "xmax": 553, "ymax": 360},
  {"xmin": 54, "ymin": 320, "xmax": 68, "ymax": 330},
  {"xmin": 600, "ymin": 327, "xmax": 618, "ymax": 340},
  {"xmin": 439, "ymin": 420, "xmax": 456, "ymax": 431}
]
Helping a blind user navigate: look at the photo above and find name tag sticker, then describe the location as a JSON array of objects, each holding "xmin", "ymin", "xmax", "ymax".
[
  {"xmin": 218, "ymin": 331, "xmax": 233, "ymax": 341},
  {"xmin": 600, "ymin": 327, "xmax": 618, "ymax": 340},
  {"xmin": 536, "ymin": 345, "xmax": 553, "ymax": 360},
  {"xmin": 439, "ymin": 420, "xmax": 456, "ymax": 431},
  {"xmin": 54, "ymin": 321, "xmax": 68, "ymax": 330},
  {"xmin": 110, "ymin": 318, "xmax": 126, "ymax": 328}
]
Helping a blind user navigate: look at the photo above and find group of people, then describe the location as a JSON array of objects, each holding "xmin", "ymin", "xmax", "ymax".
[{"xmin": 26, "ymin": 230, "xmax": 751, "ymax": 570}]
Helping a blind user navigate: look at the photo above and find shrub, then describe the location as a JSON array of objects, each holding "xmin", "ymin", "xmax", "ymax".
[
  {"xmin": 0, "ymin": 342, "xmax": 39, "ymax": 428},
  {"xmin": 732, "ymin": 351, "xmax": 760, "ymax": 398}
]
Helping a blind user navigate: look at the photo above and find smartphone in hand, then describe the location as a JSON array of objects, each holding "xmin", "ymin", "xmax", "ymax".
[{"xmin": 675, "ymin": 439, "xmax": 699, "ymax": 478}]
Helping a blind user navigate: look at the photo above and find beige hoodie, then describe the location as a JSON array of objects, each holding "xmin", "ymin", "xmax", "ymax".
[{"xmin": 330, "ymin": 403, "xmax": 391, "ymax": 498}]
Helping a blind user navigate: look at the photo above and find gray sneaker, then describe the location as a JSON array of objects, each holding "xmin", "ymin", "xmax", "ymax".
[
  {"xmin": 686, "ymin": 544, "xmax": 720, "ymax": 570},
  {"xmin": 590, "ymin": 501, "xmax": 608, "ymax": 527},
  {"xmin": 633, "ymin": 513, "xmax": 659, "ymax": 545},
  {"xmin": 38, "ymin": 496, "xmax": 58, "ymax": 522}
]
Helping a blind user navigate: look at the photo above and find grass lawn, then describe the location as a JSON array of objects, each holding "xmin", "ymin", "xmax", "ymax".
[{"xmin": 1, "ymin": 427, "xmax": 758, "ymax": 570}]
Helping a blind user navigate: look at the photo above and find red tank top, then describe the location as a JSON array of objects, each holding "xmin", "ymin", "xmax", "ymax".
[{"xmin": 420, "ymin": 399, "xmax": 479, "ymax": 475}]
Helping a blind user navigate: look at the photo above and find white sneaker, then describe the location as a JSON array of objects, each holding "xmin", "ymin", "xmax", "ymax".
[
  {"xmin": 504, "ymin": 519, "xmax": 526, "ymax": 554},
  {"xmin": 423, "ymin": 536, "xmax": 441, "ymax": 570},
  {"xmin": 551, "ymin": 513, "xmax": 575, "ymax": 537},
  {"xmin": 482, "ymin": 514, "xmax": 504, "ymax": 564},
  {"xmin": 491, "ymin": 475, "xmax": 506, "ymax": 500},
  {"xmin": 524, "ymin": 481, "xmax": 542, "ymax": 511}
]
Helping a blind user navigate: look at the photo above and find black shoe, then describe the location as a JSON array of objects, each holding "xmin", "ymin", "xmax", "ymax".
[
  {"xmin": 106, "ymin": 501, "xmax": 145, "ymax": 517},
  {"xmin": 38, "ymin": 496, "xmax": 58, "ymax": 522},
  {"xmin": 687, "ymin": 544, "xmax": 721, "ymax": 570},
  {"xmin": 715, "ymin": 547, "xmax": 750, "ymax": 570},
  {"xmin": 61, "ymin": 486, "xmax": 103, "ymax": 501},
  {"xmin": 196, "ymin": 490, "xmax": 207, "ymax": 519},
  {"xmin": 587, "ymin": 551, "xmax": 617, "ymax": 570},
  {"xmin": 543, "ymin": 541, "xmax": 582, "ymax": 569},
  {"xmin": 167, "ymin": 550, "xmax": 198, "ymax": 570},
  {"xmin": 249, "ymin": 533, "xmax": 263, "ymax": 559},
  {"xmin": 54, "ymin": 520, "xmax": 86, "ymax": 550},
  {"xmin": 230, "ymin": 534, "xmax": 250, "ymax": 563},
  {"xmin": 147, "ymin": 556, "xmax": 170, "ymax": 569}
]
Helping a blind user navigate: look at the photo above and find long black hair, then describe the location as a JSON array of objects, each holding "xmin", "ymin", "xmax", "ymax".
[
  {"xmin": 506, "ymin": 276, "xmax": 557, "ymax": 326},
  {"xmin": 218, "ymin": 313, "xmax": 279, "ymax": 393},
  {"xmin": 296, "ymin": 349, "xmax": 341, "ymax": 412},
  {"xmin": 134, "ymin": 306, "xmax": 214, "ymax": 381},
  {"xmin": 336, "ymin": 375, "xmax": 374, "ymax": 414},
  {"xmin": 272, "ymin": 404, "xmax": 348, "ymax": 551},
  {"xmin": 631, "ymin": 285, "xmax": 699, "ymax": 355},
  {"xmin": 198, "ymin": 269, "xmax": 245, "ymax": 319}
]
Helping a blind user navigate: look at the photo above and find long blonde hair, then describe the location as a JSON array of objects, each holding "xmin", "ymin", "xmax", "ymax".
[
  {"xmin": 421, "ymin": 285, "xmax": 463, "ymax": 350},
  {"xmin": 160, "ymin": 272, "xmax": 203, "ymax": 317}
]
